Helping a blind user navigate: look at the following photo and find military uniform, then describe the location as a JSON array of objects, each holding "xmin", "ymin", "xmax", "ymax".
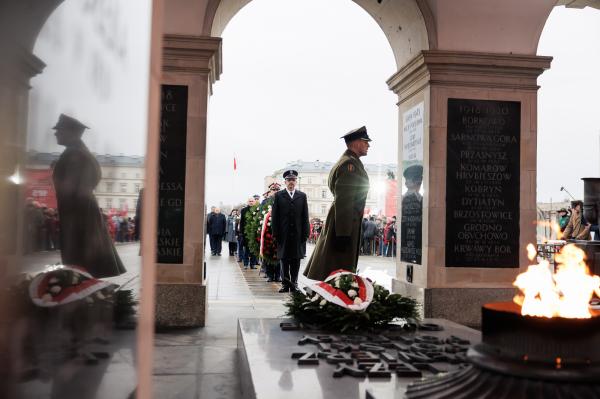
[
  {"xmin": 52, "ymin": 114, "xmax": 126, "ymax": 278},
  {"xmin": 303, "ymin": 148, "xmax": 369, "ymax": 281}
]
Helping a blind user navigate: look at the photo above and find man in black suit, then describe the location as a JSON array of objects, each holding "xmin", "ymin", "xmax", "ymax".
[
  {"xmin": 271, "ymin": 170, "xmax": 310, "ymax": 292},
  {"xmin": 207, "ymin": 207, "xmax": 226, "ymax": 255}
]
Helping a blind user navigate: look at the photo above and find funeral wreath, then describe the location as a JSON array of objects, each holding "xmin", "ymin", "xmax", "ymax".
[{"xmin": 284, "ymin": 269, "xmax": 419, "ymax": 332}]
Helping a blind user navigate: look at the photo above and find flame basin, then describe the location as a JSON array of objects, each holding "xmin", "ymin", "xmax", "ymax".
[{"xmin": 468, "ymin": 302, "xmax": 600, "ymax": 381}]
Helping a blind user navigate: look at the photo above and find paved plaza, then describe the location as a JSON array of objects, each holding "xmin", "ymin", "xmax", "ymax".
[
  {"xmin": 154, "ymin": 244, "xmax": 396, "ymax": 398},
  {"xmin": 18, "ymin": 243, "xmax": 395, "ymax": 398}
]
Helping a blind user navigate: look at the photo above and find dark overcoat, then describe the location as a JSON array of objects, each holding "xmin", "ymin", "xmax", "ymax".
[
  {"xmin": 53, "ymin": 142, "xmax": 126, "ymax": 278},
  {"xmin": 303, "ymin": 150, "xmax": 369, "ymax": 281},
  {"xmin": 270, "ymin": 190, "xmax": 310, "ymax": 260},
  {"xmin": 207, "ymin": 213, "xmax": 226, "ymax": 236}
]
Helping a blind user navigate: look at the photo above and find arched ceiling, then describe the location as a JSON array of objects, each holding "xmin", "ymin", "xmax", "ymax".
[
  {"xmin": 200, "ymin": 0, "xmax": 432, "ymax": 70},
  {"xmin": 160, "ymin": 0, "xmax": 600, "ymax": 70}
]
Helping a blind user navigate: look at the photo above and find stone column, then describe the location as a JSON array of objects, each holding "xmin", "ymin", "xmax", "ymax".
[
  {"xmin": 0, "ymin": 47, "xmax": 45, "ymax": 272},
  {"xmin": 388, "ymin": 51, "xmax": 551, "ymax": 327},
  {"xmin": 155, "ymin": 34, "xmax": 221, "ymax": 327}
]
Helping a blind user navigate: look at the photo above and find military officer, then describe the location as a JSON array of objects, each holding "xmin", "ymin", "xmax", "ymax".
[
  {"xmin": 271, "ymin": 170, "xmax": 310, "ymax": 292},
  {"xmin": 52, "ymin": 114, "xmax": 126, "ymax": 278},
  {"xmin": 303, "ymin": 126, "xmax": 371, "ymax": 281}
]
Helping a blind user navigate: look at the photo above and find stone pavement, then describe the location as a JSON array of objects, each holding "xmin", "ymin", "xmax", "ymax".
[
  {"xmin": 16, "ymin": 243, "xmax": 397, "ymax": 398},
  {"xmin": 153, "ymin": 251, "xmax": 287, "ymax": 399},
  {"xmin": 153, "ymin": 245, "xmax": 397, "ymax": 398}
]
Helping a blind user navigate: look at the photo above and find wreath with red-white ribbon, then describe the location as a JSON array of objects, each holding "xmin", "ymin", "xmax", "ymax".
[
  {"xmin": 29, "ymin": 265, "xmax": 117, "ymax": 307},
  {"xmin": 285, "ymin": 269, "xmax": 419, "ymax": 332},
  {"xmin": 311, "ymin": 269, "xmax": 374, "ymax": 311}
]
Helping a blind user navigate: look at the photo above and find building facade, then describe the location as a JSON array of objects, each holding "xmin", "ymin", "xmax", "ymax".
[
  {"xmin": 265, "ymin": 160, "xmax": 397, "ymax": 220},
  {"xmin": 26, "ymin": 152, "xmax": 144, "ymax": 218}
]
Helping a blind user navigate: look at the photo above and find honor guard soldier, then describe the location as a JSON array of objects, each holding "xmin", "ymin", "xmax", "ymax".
[
  {"xmin": 303, "ymin": 126, "xmax": 371, "ymax": 281},
  {"xmin": 52, "ymin": 114, "xmax": 126, "ymax": 278}
]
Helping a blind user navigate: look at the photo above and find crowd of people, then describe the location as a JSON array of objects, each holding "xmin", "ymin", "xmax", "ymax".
[
  {"xmin": 207, "ymin": 168, "xmax": 311, "ymax": 292},
  {"xmin": 206, "ymin": 190, "xmax": 286, "ymax": 282},
  {"xmin": 361, "ymin": 215, "xmax": 397, "ymax": 257},
  {"xmin": 23, "ymin": 197, "xmax": 139, "ymax": 254},
  {"xmin": 206, "ymin": 202, "xmax": 396, "ymax": 292}
]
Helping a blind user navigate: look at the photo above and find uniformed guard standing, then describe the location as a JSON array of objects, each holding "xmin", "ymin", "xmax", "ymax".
[
  {"xmin": 271, "ymin": 170, "xmax": 310, "ymax": 292},
  {"xmin": 303, "ymin": 126, "xmax": 371, "ymax": 281},
  {"xmin": 52, "ymin": 114, "xmax": 126, "ymax": 278}
]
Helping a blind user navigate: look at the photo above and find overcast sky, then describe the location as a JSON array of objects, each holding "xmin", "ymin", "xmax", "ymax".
[
  {"xmin": 28, "ymin": 1, "xmax": 600, "ymax": 208},
  {"xmin": 206, "ymin": 0, "xmax": 398, "ymax": 207},
  {"xmin": 537, "ymin": 7, "xmax": 600, "ymax": 204},
  {"xmin": 206, "ymin": 1, "xmax": 600, "ymax": 207}
]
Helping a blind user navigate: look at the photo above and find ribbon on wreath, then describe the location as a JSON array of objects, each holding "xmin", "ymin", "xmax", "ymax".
[
  {"xmin": 29, "ymin": 264, "xmax": 117, "ymax": 307},
  {"xmin": 310, "ymin": 269, "xmax": 374, "ymax": 311},
  {"xmin": 259, "ymin": 211, "xmax": 271, "ymax": 257}
]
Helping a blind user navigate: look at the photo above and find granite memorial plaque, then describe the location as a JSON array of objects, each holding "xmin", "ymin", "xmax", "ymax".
[
  {"xmin": 401, "ymin": 102, "xmax": 424, "ymax": 265},
  {"xmin": 446, "ymin": 98, "xmax": 520, "ymax": 268},
  {"xmin": 157, "ymin": 85, "xmax": 187, "ymax": 263},
  {"xmin": 237, "ymin": 318, "xmax": 481, "ymax": 399}
]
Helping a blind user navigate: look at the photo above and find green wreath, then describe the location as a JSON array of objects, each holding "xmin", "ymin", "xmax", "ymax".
[
  {"xmin": 244, "ymin": 203, "xmax": 261, "ymax": 258},
  {"xmin": 285, "ymin": 279, "xmax": 419, "ymax": 333},
  {"xmin": 258, "ymin": 197, "xmax": 278, "ymax": 266}
]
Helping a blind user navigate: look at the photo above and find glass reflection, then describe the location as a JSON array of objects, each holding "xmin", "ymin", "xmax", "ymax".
[
  {"xmin": 1, "ymin": 1, "xmax": 150, "ymax": 398},
  {"xmin": 400, "ymin": 103, "xmax": 424, "ymax": 267}
]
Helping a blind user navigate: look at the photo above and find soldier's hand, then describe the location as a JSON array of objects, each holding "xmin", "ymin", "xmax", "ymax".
[{"xmin": 333, "ymin": 236, "xmax": 351, "ymax": 251}]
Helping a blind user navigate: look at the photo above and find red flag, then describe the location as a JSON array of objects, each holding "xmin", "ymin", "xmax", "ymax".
[{"xmin": 233, "ymin": 157, "xmax": 237, "ymax": 171}]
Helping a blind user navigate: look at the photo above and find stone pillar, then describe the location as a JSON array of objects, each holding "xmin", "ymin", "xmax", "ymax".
[
  {"xmin": 0, "ymin": 47, "xmax": 45, "ymax": 273},
  {"xmin": 155, "ymin": 34, "xmax": 221, "ymax": 327},
  {"xmin": 388, "ymin": 51, "xmax": 551, "ymax": 327}
]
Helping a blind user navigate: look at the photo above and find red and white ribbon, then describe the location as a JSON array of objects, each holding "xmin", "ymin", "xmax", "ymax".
[
  {"xmin": 29, "ymin": 264, "xmax": 117, "ymax": 307},
  {"xmin": 260, "ymin": 211, "xmax": 271, "ymax": 257},
  {"xmin": 310, "ymin": 269, "xmax": 374, "ymax": 311}
]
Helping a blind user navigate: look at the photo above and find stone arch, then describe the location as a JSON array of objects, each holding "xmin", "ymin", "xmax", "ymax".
[{"xmin": 202, "ymin": 0, "xmax": 435, "ymax": 69}]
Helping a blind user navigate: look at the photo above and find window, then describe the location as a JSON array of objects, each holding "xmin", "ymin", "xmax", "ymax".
[
  {"xmin": 321, "ymin": 190, "xmax": 327, "ymax": 199},
  {"xmin": 135, "ymin": 173, "xmax": 140, "ymax": 178},
  {"xmin": 119, "ymin": 198, "xmax": 126, "ymax": 208},
  {"xmin": 321, "ymin": 204, "xmax": 327, "ymax": 214},
  {"xmin": 106, "ymin": 182, "xmax": 113, "ymax": 193},
  {"xmin": 106, "ymin": 198, "xmax": 113, "ymax": 208},
  {"xmin": 121, "ymin": 172, "xmax": 126, "ymax": 178},
  {"xmin": 120, "ymin": 183, "xmax": 127, "ymax": 193},
  {"xmin": 307, "ymin": 177, "xmax": 312, "ymax": 184},
  {"xmin": 134, "ymin": 183, "xmax": 141, "ymax": 193},
  {"xmin": 322, "ymin": 178, "xmax": 327, "ymax": 185}
]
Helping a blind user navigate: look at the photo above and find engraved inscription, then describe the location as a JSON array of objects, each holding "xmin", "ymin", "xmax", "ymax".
[
  {"xmin": 157, "ymin": 85, "xmax": 188, "ymax": 263},
  {"xmin": 446, "ymin": 99, "xmax": 520, "ymax": 268}
]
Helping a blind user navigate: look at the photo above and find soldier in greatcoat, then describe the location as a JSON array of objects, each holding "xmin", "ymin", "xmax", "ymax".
[
  {"xmin": 303, "ymin": 126, "xmax": 371, "ymax": 281},
  {"xmin": 271, "ymin": 170, "xmax": 310, "ymax": 292},
  {"xmin": 52, "ymin": 114, "xmax": 126, "ymax": 278}
]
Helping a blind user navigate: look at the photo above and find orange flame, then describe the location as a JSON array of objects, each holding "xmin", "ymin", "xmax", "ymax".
[
  {"xmin": 513, "ymin": 244, "xmax": 600, "ymax": 318},
  {"xmin": 526, "ymin": 243, "xmax": 537, "ymax": 262}
]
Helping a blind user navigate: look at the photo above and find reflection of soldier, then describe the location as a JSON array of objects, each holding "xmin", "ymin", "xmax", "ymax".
[
  {"xmin": 303, "ymin": 126, "xmax": 371, "ymax": 281},
  {"xmin": 52, "ymin": 114, "xmax": 126, "ymax": 278},
  {"xmin": 400, "ymin": 164, "xmax": 423, "ymax": 264}
]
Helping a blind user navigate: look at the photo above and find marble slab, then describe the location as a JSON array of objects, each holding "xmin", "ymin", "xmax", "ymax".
[{"xmin": 237, "ymin": 318, "xmax": 481, "ymax": 399}]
